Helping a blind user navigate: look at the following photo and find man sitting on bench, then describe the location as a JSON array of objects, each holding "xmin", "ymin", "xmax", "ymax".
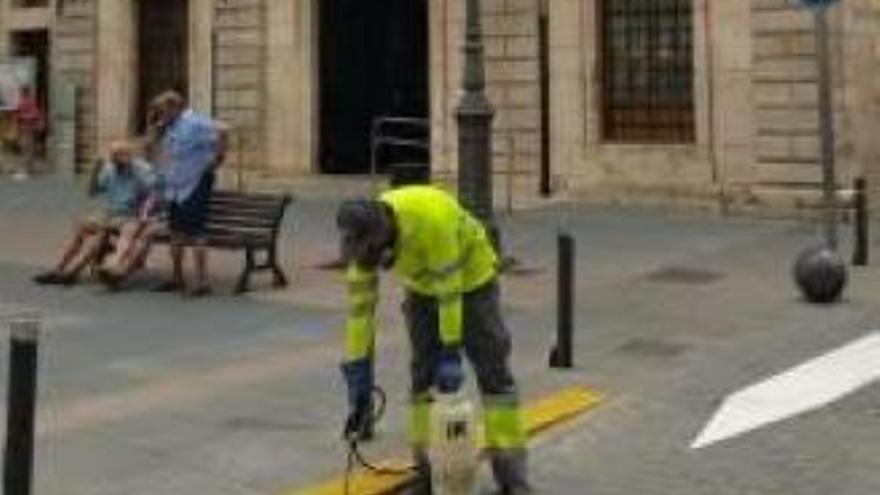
[{"xmin": 33, "ymin": 140, "xmax": 156, "ymax": 286}]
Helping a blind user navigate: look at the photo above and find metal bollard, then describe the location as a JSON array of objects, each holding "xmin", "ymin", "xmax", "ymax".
[
  {"xmin": 549, "ymin": 233, "xmax": 575, "ymax": 369},
  {"xmin": 3, "ymin": 317, "xmax": 40, "ymax": 495},
  {"xmin": 853, "ymin": 177, "xmax": 869, "ymax": 266}
]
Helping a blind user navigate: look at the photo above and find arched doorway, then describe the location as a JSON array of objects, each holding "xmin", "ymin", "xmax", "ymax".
[{"xmin": 318, "ymin": 0, "xmax": 429, "ymax": 174}]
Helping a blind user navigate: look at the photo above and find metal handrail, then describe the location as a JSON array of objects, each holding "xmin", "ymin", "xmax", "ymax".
[
  {"xmin": 372, "ymin": 116, "xmax": 430, "ymax": 129},
  {"xmin": 369, "ymin": 116, "xmax": 430, "ymax": 181}
]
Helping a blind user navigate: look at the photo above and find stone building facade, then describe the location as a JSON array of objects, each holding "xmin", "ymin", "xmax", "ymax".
[
  {"xmin": 1, "ymin": 0, "xmax": 879, "ymax": 210},
  {"xmin": 550, "ymin": 0, "xmax": 880, "ymax": 210}
]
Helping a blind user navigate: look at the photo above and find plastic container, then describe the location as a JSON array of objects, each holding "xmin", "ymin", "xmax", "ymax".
[{"xmin": 429, "ymin": 392, "xmax": 479, "ymax": 495}]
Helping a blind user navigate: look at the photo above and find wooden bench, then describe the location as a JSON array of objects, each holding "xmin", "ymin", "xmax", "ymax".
[
  {"xmin": 107, "ymin": 190, "xmax": 294, "ymax": 294},
  {"xmin": 181, "ymin": 190, "xmax": 294, "ymax": 293}
]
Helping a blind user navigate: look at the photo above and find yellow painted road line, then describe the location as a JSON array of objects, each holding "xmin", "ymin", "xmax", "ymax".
[
  {"xmin": 525, "ymin": 387, "xmax": 602, "ymax": 436},
  {"xmin": 287, "ymin": 386, "xmax": 602, "ymax": 495},
  {"xmin": 292, "ymin": 459, "xmax": 414, "ymax": 495}
]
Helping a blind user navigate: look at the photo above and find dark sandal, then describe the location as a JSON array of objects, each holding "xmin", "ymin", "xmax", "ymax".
[
  {"xmin": 188, "ymin": 285, "xmax": 213, "ymax": 298},
  {"xmin": 152, "ymin": 280, "xmax": 184, "ymax": 293},
  {"xmin": 97, "ymin": 268, "xmax": 123, "ymax": 291}
]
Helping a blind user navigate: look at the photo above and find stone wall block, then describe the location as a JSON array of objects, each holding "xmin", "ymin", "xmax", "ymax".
[
  {"xmin": 505, "ymin": 35, "xmax": 538, "ymax": 58},
  {"xmin": 791, "ymin": 135, "xmax": 820, "ymax": 158},
  {"xmin": 487, "ymin": 59, "xmax": 538, "ymax": 83},
  {"xmin": 216, "ymin": 47, "xmax": 262, "ymax": 67},
  {"xmin": 214, "ymin": 9, "xmax": 261, "ymax": 29},
  {"xmin": 756, "ymin": 108, "xmax": 820, "ymax": 131},
  {"xmin": 216, "ymin": 29, "xmax": 261, "ymax": 47},
  {"xmin": 753, "ymin": 59, "xmax": 818, "ymax": 81},
  {"xmin": 752, "ymin": 10, "xmax": 814, "ymax": 33},
  {"xmin": 504, "ymin": 84, "xmax": 538, "ymax": 107},
  {"xmin": 753, "ymin": 33, "xmax": 816, "ymax": 58}
]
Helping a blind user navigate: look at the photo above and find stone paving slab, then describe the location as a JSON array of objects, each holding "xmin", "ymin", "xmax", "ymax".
[{"xmin": 0, "ymin": 175, "xmax": 877, "ymax": 494}]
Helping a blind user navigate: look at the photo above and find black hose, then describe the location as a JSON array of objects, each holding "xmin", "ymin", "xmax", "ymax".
[{"xmin": 343, "ymin": 386, "xmax": 416, "ymax": 495}]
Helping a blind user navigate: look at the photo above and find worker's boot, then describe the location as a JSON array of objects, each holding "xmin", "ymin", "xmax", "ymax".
[
  {"xmin": 490, "ymin": 451, "xmax": 533, "ymax": 495},
  {"xmin": 402, "ymin": 477, "xmax": 432, "ymax": 495},
  {"xmin": 490, "ymin": 487, "xmax": 534, "ymax": 495},
  {"xmin": 401, "ymin": 450, "xmax": 432, "ymax": 495}
]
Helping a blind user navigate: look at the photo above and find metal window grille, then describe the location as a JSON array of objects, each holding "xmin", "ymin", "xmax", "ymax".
[{"xmin": 601, "ymin": 0, "xmax": 695, "ymax": 143}]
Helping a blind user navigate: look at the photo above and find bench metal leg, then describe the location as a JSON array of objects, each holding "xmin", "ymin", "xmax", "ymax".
[
  {"xmin": 236, "ymin": 248, "xmax": 255, "ymax": 294},
  {"xmin": 268, "ymin": 246, "xmax": 288, "ymax": 288},
  {"xmin": 272, "ymin": 265, "xmax": 288, "ymax": 288}
]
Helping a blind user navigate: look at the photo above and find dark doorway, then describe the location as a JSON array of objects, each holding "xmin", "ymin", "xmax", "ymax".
[
  {"xmin": 10, "ymin": 29, "xmax": 49, "ymax": 115},
  {"xmin": 137, "ymin": 0, "xmax": 189, "ymax": 130},
  {"xmin": 319, "ymin": 0, "xmax": 429, "ymax": 174}
]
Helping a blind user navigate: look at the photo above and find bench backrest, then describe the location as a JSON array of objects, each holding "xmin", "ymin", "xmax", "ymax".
[{"xmin": 205, "ymin": 190, "xmax": 292, "ymax": 242}]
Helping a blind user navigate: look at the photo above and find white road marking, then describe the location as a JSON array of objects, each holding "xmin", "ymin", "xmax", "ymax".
[{"xmin": 692, "ymin": 331, "xmax": 880, "ymax": 449}]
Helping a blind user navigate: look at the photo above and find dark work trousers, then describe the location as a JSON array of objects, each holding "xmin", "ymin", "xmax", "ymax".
[{"xmin": 403, "ymin": 278, "xmax": 530, "ymax": 492}]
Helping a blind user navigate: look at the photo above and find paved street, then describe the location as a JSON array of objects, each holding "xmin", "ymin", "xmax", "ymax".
[{"xmin": 0, "ymin": 174, "xmax": 878, "ymax": 494}]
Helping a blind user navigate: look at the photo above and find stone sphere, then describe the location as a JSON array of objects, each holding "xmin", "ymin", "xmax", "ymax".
[{"xmin": 793, "ymin": 244, "xmax": 848, "ymax": 304}]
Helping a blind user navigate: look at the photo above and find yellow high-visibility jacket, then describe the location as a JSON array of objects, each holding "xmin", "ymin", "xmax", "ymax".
[{"xmin": 344, "ymin": 185, "xmax": 497, "ymax": 361}]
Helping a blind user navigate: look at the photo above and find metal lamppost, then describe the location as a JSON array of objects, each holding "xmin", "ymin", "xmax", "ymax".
[
  {"xmin": 457, "ymin": 0, "xmax": 497, "ymax": 245},
  {"xmin": 791, "ymin": 0, "xmax": 848, "ymax": 304},
  {"xmin": 813, "ymin": 3, "xmax": 838, "ymax": 249}
]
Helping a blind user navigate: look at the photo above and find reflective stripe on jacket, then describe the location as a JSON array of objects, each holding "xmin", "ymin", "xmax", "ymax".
[{"xmin": 344, "ymin": 263, "xmax": 379, "ymax": 361}]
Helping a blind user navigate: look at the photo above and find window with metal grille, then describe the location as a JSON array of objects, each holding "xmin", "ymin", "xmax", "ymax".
[{"xmin": 600, "ymin": 0, "xmax": 695, "ymax": 143}]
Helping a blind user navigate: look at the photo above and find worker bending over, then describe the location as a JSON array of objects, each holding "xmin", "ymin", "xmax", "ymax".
[{"xmin": 336, "ymin": 185, "xmax": 532, "ymax": 494}]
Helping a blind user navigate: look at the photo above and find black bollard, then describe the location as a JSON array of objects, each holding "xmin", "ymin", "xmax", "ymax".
[
  {"xmin": 550, "ymin": 232, "xmax": 575, "ymax": 368},
  {"xmin": 852, "ymin": 177, "xmax": 869, "ymax": 266},
  {"xmin": 3, "ymin": 317, "xmax": 40, "ymax": 495},
  {"xmin": 794, "ymin": 244, "xmax": 847, "ymax": 304}
]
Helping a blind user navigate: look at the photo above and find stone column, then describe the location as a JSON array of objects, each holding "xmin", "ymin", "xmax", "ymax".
[
  {"xmin": 0, "ymin": 0, "xmax": 9, "ymax": 56},
  {"xmin": 189, "ymin": 0, "xmax": 214, "ymax": 115},
  {"xmin": 711, "ymin": 0, "xmax": 754, "ymax": 189},
  {"xmin": 548, "ymin": 0, "xmax": 587, "ymax": 189},
  {"xmin": 295, "ymin": 0, "xmax": 318, "ymax": 174},
  {"xmin": 436, "ymin": 0, "xmax": 465, "ymax": 177},
  {"xmin": 429, "ymin": 0, "xmax": 450, "ymax": 176},
  {"xmin": 95, "ymin": 0, "xmax": 136, "ymax": 152},
  {"xmin": 265, "ymin": 0, "xmax": 307, "ymax": 174},
  {"xmin": 692, "ymin": 0, "xmax": 714, "ymax": 168}
]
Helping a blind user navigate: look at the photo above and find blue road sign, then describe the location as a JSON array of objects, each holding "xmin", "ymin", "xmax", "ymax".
[{"xmin": 791, "ymin": 0, "xmax": 839, "ymax": 9}]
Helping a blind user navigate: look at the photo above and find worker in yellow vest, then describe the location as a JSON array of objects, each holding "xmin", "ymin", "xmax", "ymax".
[{"xmin": 337, "ymin": 185, "xmax": 532, "ymax": 494}]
